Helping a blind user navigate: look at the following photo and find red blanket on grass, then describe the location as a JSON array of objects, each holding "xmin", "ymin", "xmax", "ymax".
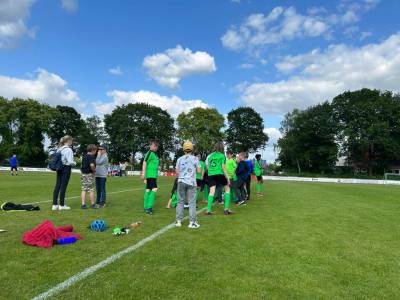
[{"xmin": 22, "ymin": 220, "xmax": 83, "ymax": 248}]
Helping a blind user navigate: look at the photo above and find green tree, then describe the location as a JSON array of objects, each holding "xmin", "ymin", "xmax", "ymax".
[
  {"xmin": 332, "ymin": 89, "xmax": 400, "ymax": 175},
  {"xmin": 278, "ymin": 102, "xmax": 338, "ymax": 174},
  {"xmin": 225, "ymin": 106, "xmax": 268, "ymax": 153},
  {"xmin": 104, "ymin": 103, "xmax": 175, "ymax": 161},
  {"xmin": 0, "ymin": 98, "xmax": 57, "ymax": 166},
  {"xmin": 48, "ymin": 105, "xmax": 85, "ymax": 152},
  {"xmin": 177, "ymin": 107, "xmax": 225, "ymax": 155}
]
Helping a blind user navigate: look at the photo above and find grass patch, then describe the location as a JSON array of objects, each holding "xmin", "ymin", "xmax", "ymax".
[{"xmin": 1, "ymin": 172, "xmax": 400, "ymax": 299}]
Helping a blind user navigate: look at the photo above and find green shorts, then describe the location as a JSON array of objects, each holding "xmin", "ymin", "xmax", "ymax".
[{"xmin": 81, "ymin": 173, "xmax": 95, "ymax": 192}]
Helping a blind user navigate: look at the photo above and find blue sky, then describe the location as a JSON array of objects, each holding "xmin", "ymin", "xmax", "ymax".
[{"xmin": 0, "ymin": 0, "xmax": 399, "ymax": 161}]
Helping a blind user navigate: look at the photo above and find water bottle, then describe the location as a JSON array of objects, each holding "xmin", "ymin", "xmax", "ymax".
[{"xmin": 56, "ymin": 236, "xmax": 77, "ymax": 245}]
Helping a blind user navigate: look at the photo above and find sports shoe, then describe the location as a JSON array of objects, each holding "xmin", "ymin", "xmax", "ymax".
[
  {"xmin": 51, "ymin": 205, "xmax": 59, "ymax": 211},
  {"xmin": 91, "ymin": 204, "xmax": 100, "ymax": 209},
  {"xmin": 58, "ymin": 205, "xmax": 71, "ymax": 210},
  {"xmin": 81, "ymin": 204, "xmax": 88, "ymax": 209},
  {"xmin": 224, "ymin": 210, "xmax": 234, "ymax": 215},
  {"xmin": 237, "ymin": 200, "xmax": 246, "ymax": 206},
  {"xmin": 184, "ymin": 204, "xmax": 189, "ymax": 209},
  {"xmin": 204, "ymin": 211, "xmax": 215, "ymax": 216},
  {"xmin": 146, "ymin": 208, "xmax": 153, "ymax": 215},
  {"xmin": 175, "ymin": 220, "xmax": 182, "ymax": 227},
  {"xmin": 188, "ymin": 222, "xmax": 200, "ymax": 229}
]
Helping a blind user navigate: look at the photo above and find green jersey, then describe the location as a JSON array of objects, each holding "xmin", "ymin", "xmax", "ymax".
[
  {"xmin": 206, "ymin": 152, "xmax": 226, "ymax": 176},
  {"xmin": 226, "ymin": 158, "xmax": 237, "ymax": 180},
  {"xmin": 196, "ymin": 160, "xmax": 206, "ymax": 180},
  {"xmin": 144, "ymin": 150, "xmax": 159, "ymax": 178},
  {"xmin": 254, "ymin": 159, "xmax": 263, "ymax": 176}
]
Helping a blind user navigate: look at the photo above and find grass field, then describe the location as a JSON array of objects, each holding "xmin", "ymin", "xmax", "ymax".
[{"xmin": 1, "ymin": 172, "xmax": 400, "ymax": 299}]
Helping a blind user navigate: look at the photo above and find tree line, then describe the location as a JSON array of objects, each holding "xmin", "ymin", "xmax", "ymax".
[
  {"xmin": 277, "ymin": 89, "xmax": 400, "ymax": 176},
  {"xmin": 0, "ymin": 97, "xmax": 268, "ymax": 167}
]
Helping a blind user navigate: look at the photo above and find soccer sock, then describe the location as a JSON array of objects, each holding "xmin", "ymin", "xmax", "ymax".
[
  {"xmin": 171, "ymin": 193, "xmax": 178, "ymax": 207},
  {"xmin": 203, "ymin": 185, "xmax": 209, "ymax": 199},
  {"xmin": 148, "ymin": 191, "xmax": 156, "ymax": 209},
  {"xmin": 224, "ymin": 192, "xmax": 231, "ymax": 210},
  {"xmin": 256, "ymin": 183, "xmax": 261, "ymax": 193},
  {"xmin": 144, "ymin": 191, "xmax": 150, "ymax": 209},
  {"xmin": 207, "ymin": 195, "xmax": 214, "ymax": 212}
]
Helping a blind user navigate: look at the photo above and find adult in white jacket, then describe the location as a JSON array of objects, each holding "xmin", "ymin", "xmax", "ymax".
[{"xmin": 52, "ymin": 135, "xmax": 76, "ymax": 211}]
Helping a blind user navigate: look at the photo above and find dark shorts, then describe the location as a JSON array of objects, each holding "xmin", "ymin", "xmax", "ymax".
[
  {"xmin": 256, "ymin": 175, "xmax": 263, "ymax": 181},
  {"xmin": 11, "ymin": 166, "xmax": 17, "ymax": 171},
  {"xmin": 196, "ymin": 179, "xmax": 204, "ymax": 189},
  {"xmin": 208, "ymin": 175, "xmax": 228, "ymax": 187},
  {"xmin": 146, "ymin": 178, "xmax": 157, "ymax": 190}
]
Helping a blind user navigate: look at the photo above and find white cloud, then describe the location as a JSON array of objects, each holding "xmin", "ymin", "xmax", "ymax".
[
  {"xmin": 238, "ymin": 63, "xmax": 254, "ymax": 69},
  {"xmin": 143, "ymin": 45, "xmax": 216, "ymax": 89},
  {"xmin": 95, "ymin": 90, "xmax": 209, "ymax": 117},
  {"xmin": 360, "ymin": 31, "xmax": 372, "ymax": 40},
  {"xmin": 108, "ymin": 66, "xmax": 123, "ymax": 76},
  {"xmin": 61, "ymin": 0, "xmax": 78, "ymax": 12},
  {"xmin": 221, "ymin": 1, "xmax": 381, "ymax": 54},
  {"xmin": 0, "ymin": 0, "xmax": 36, "ymax": 48},
  {"xmin": 0, "ymin": 69, "xmax": 80, "ymax": 106},
  {"xmin": 239, "ymin": 33, "xmax": 400, "ymax": 114},
  {"xmin": 262, "ymin": 127, "xmax": 282, "ymax": 162}
]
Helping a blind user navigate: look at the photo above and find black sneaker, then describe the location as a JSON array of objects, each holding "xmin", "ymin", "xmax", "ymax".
[
  {"xmin": 224, "ymin": 210, "xmax": 234, "ymax": 215},
  {"xmin": 91, "ymin": 204, "xmax": 100, "ymax": 209},
  {"xmin": 237, "ymin": 200, "xmax": 246, "ymax": 206},
  {"xmin": 81, "ymin": 204, "xmax": 88, "ymax": 209}
]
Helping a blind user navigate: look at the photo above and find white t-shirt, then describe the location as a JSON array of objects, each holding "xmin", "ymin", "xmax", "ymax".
[{"xmin": 176, "ymin": 154, "xmax": 199, "ymax": 186}]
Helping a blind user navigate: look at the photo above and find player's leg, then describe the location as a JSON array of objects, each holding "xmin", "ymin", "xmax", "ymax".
[
  {"xmin": 223, "ymin": 177, "xmax": 233, "ymax": 214},
  {"xmin": 176, "ymin": 182, "xmax": 185, "ymax": 224},
  {"xmin": 206, "ymin": 177, "xmax": 216, "ymax": 214}
]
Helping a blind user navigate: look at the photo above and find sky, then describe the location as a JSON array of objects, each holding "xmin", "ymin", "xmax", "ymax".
[{"xmin": 0, "ymin": 0, "xmax": 399, "ymax": 162}]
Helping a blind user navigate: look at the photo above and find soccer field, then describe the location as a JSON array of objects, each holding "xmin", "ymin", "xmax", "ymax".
[{"xmin": 1, "ymin": 173, "xmax": 400, "ymax": 299}]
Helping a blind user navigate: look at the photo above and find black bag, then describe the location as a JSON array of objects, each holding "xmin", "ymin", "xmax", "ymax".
[{"xmin": 1, "ymin": 202, "xmax": 40, "ymax": 211}]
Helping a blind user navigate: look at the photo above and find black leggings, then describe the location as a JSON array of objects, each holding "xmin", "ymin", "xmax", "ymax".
[
  {"xmin": 53, "ymin": 166, "xmax": 72, "ymax": 206},
  {"xmin": 245, "ymin": 176, "xmax": 251, "ymax": 200}
]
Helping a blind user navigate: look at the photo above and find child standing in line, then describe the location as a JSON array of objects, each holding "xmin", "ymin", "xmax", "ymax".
[
  {"xmin": 205, "ymin": 142, "xmax": 232, "ymax": 215},
  {"xmin": 81, "ymin": 144, "xmax": 99, "ymax": 209},
  {"xmin": 141, "ymin": 140, "xmax": 159, "ymax": 215},
  {"xmin": 254, "ymin": 154, "xmax": 264, "ymax": 197},
  {"xmin": 235, "ymin": 152, "xmax": 249, "ymax": 205},
  {"xmin": 226, "ymin": 150, "xmax": 238, "ymax": 204},
  {"xmin": 175, "ymin": 141, "xmax": 200, "ymax": 229},
  {"xmin": 195, "ymin": 153, "xmax": 206, "ymax": 203}
]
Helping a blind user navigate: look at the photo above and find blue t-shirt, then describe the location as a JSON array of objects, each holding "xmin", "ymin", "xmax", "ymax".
[
  {"xmin": 176, "ymin": 154, "xmax": 199, "ymax": 186},
  {"xmin": 10, "ymin": 156, "xmax": 17, "ymax": 167}
]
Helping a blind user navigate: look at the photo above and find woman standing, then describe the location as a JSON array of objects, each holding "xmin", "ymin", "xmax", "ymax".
[
  {"xmin": 95, "ymin": 144, "xmax": 109, "ymax": 207},
  {"xmin": 52, "ymin": 135, "xmax": 76, "ymax": 211}
]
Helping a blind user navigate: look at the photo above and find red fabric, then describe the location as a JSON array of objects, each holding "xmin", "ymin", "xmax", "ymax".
[{"xmin": 22, "ymin": 220, "xmax": 83, "ymax": 248}]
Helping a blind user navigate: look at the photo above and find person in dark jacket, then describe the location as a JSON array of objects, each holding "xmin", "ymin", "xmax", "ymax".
[
  {"xmin": 235, "ymin": 152, "xmax": 249, "ymax": 205},
  {"xmin": 245, "ymin": 153, "xmax": 254, "ymax": 200}
]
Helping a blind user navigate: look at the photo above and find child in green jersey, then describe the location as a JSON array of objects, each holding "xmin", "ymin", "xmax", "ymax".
[
  {"xmin": 141, "ymin": 140, "xmax": 159, "ymax": 215},
  {"xmin": 195, "ymin": 153, "xmax": 206, "ymax": 202},
  {"xmin": 254, "ymin": 154, "xmax": 264, "ymax": 197},
  {"xmin": 226, "ymin": 150, "xmax": 238, "ymax": 203},
  {"xmin": 205, "ymin": 142, "xmax": 233, "ymax": 215}
]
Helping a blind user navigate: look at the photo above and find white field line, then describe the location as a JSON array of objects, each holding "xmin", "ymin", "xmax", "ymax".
[
  {"xmin": 31, "ymin": 206, "xmax": 207, "ymax": 300},
  {"xmin": 22, "ymin": 185, "xmax": 169, "ymax": 205}
]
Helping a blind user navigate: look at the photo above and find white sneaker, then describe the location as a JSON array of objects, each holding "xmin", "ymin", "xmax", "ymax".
[
  {"xmin": 51, "ymin": 205, "xmax": 59, "ymax": 211},
  {"xmin": 188, "ymin": 222, "xmax": 200, "ymax": 229},
  {"xmin": 175, "ymin": 220, "xmax": 182, "ymax": 227},
  {"xmin": 58, "ymin": 205, "xmax": 71, "ymax": 210}
]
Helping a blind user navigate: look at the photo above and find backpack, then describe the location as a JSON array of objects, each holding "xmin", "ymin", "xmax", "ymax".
[{"xmin": 48, "ymin": 151, "xmax": 63, "ymax": 171}]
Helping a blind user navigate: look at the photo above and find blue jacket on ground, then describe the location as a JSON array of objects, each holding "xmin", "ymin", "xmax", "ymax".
[
  {"xmin": 10, "ymin": 156, "xmax": 17, "ymax": 167},
  {"xmin": 245, "ymin": 160, "xmax": 254, "ymax": 177}
]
